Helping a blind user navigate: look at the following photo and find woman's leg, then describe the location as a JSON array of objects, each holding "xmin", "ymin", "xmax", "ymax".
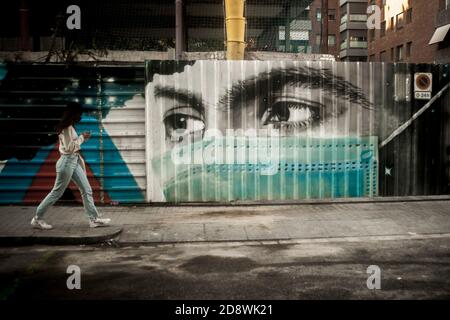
[
  {"xmin": 35, "ymin": 157, "xmax": 76, "ymax": 219},
  {"xmin": 71, "ymin": 161, "xmax": 99, "ymax": 221}
]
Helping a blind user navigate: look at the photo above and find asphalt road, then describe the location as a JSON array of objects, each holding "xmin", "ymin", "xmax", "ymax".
[{"xmin": 1, "ymin": 236, "xmax": 450, "ymax": 300}]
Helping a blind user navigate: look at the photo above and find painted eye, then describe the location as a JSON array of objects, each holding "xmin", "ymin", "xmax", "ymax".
[
  {"xmin": 164, "ymin": 113, "xmax": 205, "ymax": 142},
  {"xmin": 263, "ymin": 101, "xmax": 322, "ymax": 130},
  {"xmin": 267, "ymin": 102, "xmax": 290, "ymax": 122},
  {"xmin": 169, "ymin": 114, "xmax": 188, "ymax": 130}
]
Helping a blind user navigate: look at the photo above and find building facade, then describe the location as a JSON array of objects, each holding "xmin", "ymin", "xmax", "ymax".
[
  {"xmin": 339, "ymin": 0, "xmax": 369, "ymax": 61},
  {"xmin": 368, "ymin": 0, "xmax": 450, "ymax": 63},
  {"xmin": 308, "ymin": 0, "xmax": 340, "ymax": 57},
  {"xmin": 0, "ymin": 0, "xmax": 321, "ymax": 55}
]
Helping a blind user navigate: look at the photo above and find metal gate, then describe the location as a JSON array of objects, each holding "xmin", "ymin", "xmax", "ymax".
[{"xmin": 0, "ymin": 63, "xmax": 146, "ymax": 204}]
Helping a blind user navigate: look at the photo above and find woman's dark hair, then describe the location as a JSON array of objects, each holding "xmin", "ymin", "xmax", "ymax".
[{"xmin": 55, "ymin": 102, "xmax": 83, "ymax": 134}]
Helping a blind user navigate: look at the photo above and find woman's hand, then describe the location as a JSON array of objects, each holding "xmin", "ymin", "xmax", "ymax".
[{"xmin": 82, "ymin": 131, "xmax": 91, "ymax": 140}]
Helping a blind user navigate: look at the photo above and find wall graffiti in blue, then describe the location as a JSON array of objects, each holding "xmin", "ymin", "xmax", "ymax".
[{"xmin": 0, "ymin": 64, "xmax": 146, "ymax": 204}]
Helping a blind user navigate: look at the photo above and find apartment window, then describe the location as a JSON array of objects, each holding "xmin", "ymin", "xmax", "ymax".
[
  {"xmin": 369, "ymin": 54, "xmax": 375, "ymax": 62},
  {"xmin": 328, "ymin": 34, "xmax": 336, "ymax": 46},
  {"xmin": 316, "ymin": 35, "xmax": 321, "ymax": 46},
  {"xmin": 447, "ymin": 0, "xmax": 450, "ymax": 9},
  {"xmin": 316, "ymin": 8, "xmax": 321, "ymax": 21},
  {"xmin": 328, "ymin": 9, "xmax": 336, "ymax": 21},
  {"xmin": 380, "ymin": 50, "xmax": 387, "ymax": 62},
  {"xmin": 406, "ymin": 8, "xmax": 412, "ymax": 24},
  {"xmin": 396, "ymin": 12, "xmax": 405, "ymax": 29},
  {"xmin": 396, "ymin": 45, "xmax": 404, "ymax": 61},
  {"xmin": 381, "ymin": 21, "xmax": 386, "ymax": 37},
  {"xmin": 390, "ymin": 17, "xmax": 394, "ymax": 30},
  {"xmin": 390, "ymin": 47, "xmax": 395, "ymax": 60},
  {"xmin": 406, "ymin": 42, "xmax": 412, "ymax": 58}
]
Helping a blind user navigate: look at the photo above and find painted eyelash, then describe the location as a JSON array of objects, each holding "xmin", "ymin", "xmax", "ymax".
[
  {"xmin": 283, "ymin": 102, "xmax": 314, "ymax": 110},
  {"xmin": 270, "ymin": 119, "xmax": 315, "ymax": 130}
]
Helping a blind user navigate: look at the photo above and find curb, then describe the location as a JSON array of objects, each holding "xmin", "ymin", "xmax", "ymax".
[
  {"xmin": 2, "ymin": 195, "xmax": 450, "ymax": 207},
  {"xmin": 0, "ymin": 227, "xmax": 123, "ymax": 246},
  {"xmin": 116, "ymin": 232, "xmax": 450, "ymax": 247}
]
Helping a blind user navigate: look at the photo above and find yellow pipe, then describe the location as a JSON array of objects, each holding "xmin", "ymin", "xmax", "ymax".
[{"xmin": 224, "ymin": 0, "xmax": 246, "ymax": 60}]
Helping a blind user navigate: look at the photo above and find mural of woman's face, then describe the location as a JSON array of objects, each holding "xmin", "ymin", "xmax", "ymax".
[
  {"xmin": 146, "ymin": 61, "xmax": 379, "ymax": 202},
  {"xmin": 231, "ymin": 83, "xmax": 352, "ymax": 136},
  {"xmin": 148, "ymin": 61, "xmax": 374, "ymax": 151}
]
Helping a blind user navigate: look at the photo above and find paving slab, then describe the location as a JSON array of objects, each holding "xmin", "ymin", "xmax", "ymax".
[
  {"xmin": 244, "ymin": 222, "xmax": 290, "ymax": 240},
  {"xmin": 281, "ymin": 220, "xmax": 329, "ymax": 239},
  {"xmin": 204, "ymin": 223, "xmax": 248, "ymax": 241},
  {"xmin": 117, "ymin": 225, "xmax": 164, "ymax": 243},
  {"xmin": 161, "ymin": 223, "xmax": 206, "ymax": 242}
]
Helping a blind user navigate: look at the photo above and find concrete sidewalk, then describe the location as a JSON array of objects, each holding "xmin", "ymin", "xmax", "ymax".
[
  {"xmin": 0, "ymin": 199, "xmax": 450, "ymax": 245},
  {"xmin": 0, "ymin": 206, "xmax": 122, "ymax": 245}
]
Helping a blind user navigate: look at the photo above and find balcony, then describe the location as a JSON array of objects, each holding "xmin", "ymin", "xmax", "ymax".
[
  {"xmin": 349, "ymin": 40, "xmax": 367, "ymax": 48},
  {"xmin": 340, "ymin": 38, "xmax": 367, "ymax": 58},
  {"xmin": 340, "ymin": 47, "xmax": 367, "ymax": 59},
  {"xmin": 349, "ymin": 14, "xmax": 368, "ymax": 22},
  {"xmin": 340, "ymin": 14, "xmax": 368, "ymax": 32}
]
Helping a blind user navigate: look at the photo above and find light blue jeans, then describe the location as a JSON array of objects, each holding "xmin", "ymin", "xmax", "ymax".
[{"xmin": 36, "ymin": 154, "xmax": 99, "ymax": 220}]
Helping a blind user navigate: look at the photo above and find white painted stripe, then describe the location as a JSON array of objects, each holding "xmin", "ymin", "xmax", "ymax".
[{"xmin": 380, "ymin": 83, "xmax": 450, "ymax": 149}]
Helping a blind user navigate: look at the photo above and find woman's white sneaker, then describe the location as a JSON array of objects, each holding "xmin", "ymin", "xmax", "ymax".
[
  {"xmin": 89, "ymin": 218, "xmax": 111, "ymax": 228},
  {"xmin": 31, "ymin": 217, "xmax": 53, "ymax": 230}
]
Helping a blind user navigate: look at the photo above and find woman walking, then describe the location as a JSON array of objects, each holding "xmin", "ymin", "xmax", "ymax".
[{"xmin": 31, "ymin": 102, "xmax": 111, "ymax": 229}]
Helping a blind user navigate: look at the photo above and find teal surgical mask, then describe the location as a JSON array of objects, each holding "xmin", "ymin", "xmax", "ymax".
[{"xmin": 151, "ymin": 136, "xmax": 378, "ymax": 202}]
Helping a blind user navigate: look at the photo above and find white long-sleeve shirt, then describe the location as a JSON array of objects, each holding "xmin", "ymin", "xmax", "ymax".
[
  {"xmin": 58, "ymin": 126, "xmax": 84, "ymax": 155},
  {"xmin": 58, "ymin": 125, "xmax": 87, "ymax": 172}
]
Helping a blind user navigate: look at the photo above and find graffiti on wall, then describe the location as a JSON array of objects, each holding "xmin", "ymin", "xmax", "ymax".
[
  {"xmin": 0, "ymin": 62, "xmax": 448, "ymax": 204},
  {"xmin": 0, "ymin": 64, "xmax": 146, "ymax": 204},
  {"xmin": 145, "ymin": 61, "xmax": 380, "ymax": 202}
]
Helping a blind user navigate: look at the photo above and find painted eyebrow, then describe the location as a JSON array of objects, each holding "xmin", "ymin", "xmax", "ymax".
[
  {"xmin": 154, "ymin": 85, "xmax": 205, "ymax": 117},
  {"xmin": 220, "ymin": 67, "xmax": 373, "ymax": 111}
]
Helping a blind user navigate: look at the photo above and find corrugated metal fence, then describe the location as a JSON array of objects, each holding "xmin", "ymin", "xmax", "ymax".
[
  {"xmin": 145, "ymin": 60, "xmax": 450, "ymax": 202},
  {"xmin": 0, "ymin": 61, "xmax": 449, "ymax": 204}
]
